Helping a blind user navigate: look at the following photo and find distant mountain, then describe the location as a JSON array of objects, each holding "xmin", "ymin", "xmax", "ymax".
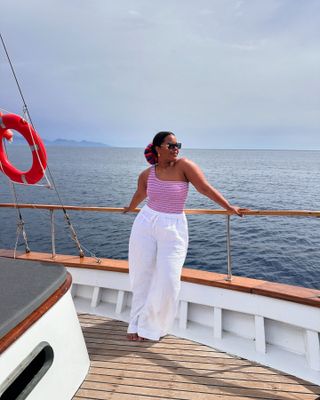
[
  {"xmin": 49, "ymin": 138, "xmax": 110, "ymax": 147},
  {"xmin": 5, "ymin": 136, "xmax": 110, "ymax": 147}
]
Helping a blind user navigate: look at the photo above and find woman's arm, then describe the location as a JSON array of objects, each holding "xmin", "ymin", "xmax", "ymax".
[
  {"xmin": 123, "ymin": 169, "xmax": 148, "ymax": 212},
  {"xmin": 181, "ymin": 158, "xmax": 243, "ymax": 216}
]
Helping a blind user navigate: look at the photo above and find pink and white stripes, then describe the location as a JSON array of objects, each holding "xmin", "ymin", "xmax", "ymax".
[{"xmin": 147, "ymin": 166, "xmax": 189, "ymax": 214}]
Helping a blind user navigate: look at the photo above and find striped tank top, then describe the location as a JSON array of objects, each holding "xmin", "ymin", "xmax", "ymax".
[{"xmin": 147, "ymin": 166, "xmax": 189, "ymax": 214}]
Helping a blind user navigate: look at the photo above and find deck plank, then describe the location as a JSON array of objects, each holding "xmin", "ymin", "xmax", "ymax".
[
  {"xmin": 74, "ymin": 314, "xmax": 320, "ymax": 400},
  {"xmin": 88, "ymin": 367, "xmax": 318, "ymax": 394}
]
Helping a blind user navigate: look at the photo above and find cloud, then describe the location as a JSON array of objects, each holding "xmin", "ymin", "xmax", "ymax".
[{"xmin": 1, "ymin": 0, "xmax": 319, "ymax": 149}]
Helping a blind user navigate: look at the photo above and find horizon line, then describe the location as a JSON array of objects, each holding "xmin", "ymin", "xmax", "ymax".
[{"xmin": 7, "ymin": 140, "xmax": 320, "ymax": 151}]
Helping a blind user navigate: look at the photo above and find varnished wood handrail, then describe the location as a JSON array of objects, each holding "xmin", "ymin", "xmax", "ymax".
[
  {"xmin": 0, "ymin": 203, "xmax": 320, "ymax": 217},
  {"xmin": 1, "ymin": 250, "xmax": 319, "ymax": 308}
]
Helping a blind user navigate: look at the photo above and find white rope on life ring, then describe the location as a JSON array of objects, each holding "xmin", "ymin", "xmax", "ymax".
[{"xmin": 0, "ymin": 112, "xmax": 47, "ymax": 184}]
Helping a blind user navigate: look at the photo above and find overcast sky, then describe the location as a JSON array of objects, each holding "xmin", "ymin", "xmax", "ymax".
[{"xmin": 1, "ymin": 0, "xmax": 319, "ymax": 149}]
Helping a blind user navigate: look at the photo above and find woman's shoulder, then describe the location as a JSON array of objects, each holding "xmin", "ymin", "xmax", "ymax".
[
  {"xmin": 176, "ymin": 158, "xmax": 203, "ymax": 181},
  {"xmin": 177, "ymin": 157, "xmax": 198, "ymax": 169},
  {"xmin": 177, "ymin": 157, "xmax": 190, "ymax": 165},
  {"xmin": 139, "ymin": 166, "xmax": 153, "ymax": 179}
]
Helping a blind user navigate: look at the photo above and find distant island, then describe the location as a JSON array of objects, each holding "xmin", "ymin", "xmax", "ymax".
[
  {"xmin": 46, "ymin": 138, "xmax": 111, "ymax": 147},
  {"xmin": 8, "ymin": 136, "xmax": 111, "ymax": 147}
]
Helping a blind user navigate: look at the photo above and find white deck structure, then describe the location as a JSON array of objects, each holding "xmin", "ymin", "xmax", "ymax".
[{"xmin": 1, "ymin": 250, "xmax": 318, "ymax": 386}]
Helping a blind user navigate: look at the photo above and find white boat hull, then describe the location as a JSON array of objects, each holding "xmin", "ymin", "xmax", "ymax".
[
  {"xmin": 69, "ymin": 266, "xmax": 320, "ymax": 385},
  {"xmin": 0, "ymin": 290, "xmax": 89, "ymax": 399}
]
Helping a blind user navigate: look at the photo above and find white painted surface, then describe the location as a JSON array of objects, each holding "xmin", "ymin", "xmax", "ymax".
[
  {"xmin": 179, "ymin": 301, "xmax": 188, "ymax": 330},
  {"xmin": 213, "ymin": 307, "xmax": 222, "ymax": 340},
  {"xmin": 255, "ymin": 315, "xmax": 266, "ymax": 354},
  {"xmin": 115, "ymin": 290, "xmax": 125, "ymax": 315},
  {"xmin": 0, "ymin": 290, "xmax": 90, "ymax": 400},
  {"xmin": 91, "ymin": 286, "xmax": 102, "ymax": 308},
  {"xmin": 305, "ymin": 330, "xmax": 320, "ymax": 370},
  {"xmin": 68, "ymin": 266, "xmax": 320, "ymax": 385},
  {"xmin": 265, "ymin": 318, "xmax": 305, "ymax": 354},
  {"xmin": 223, "ymin": 309, "xmax": 255, "ymax": 339}
]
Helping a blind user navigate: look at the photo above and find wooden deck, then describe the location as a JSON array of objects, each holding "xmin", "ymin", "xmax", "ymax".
[{"xmin": 74, "ymin": 314, "xmax": 320, "ymax": 400}]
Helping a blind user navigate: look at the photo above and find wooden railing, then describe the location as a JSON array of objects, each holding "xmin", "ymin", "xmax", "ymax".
[
  {"xmin": 1, "ymin": 203, "xmax": 320, "ymax": 280},
  {"xmin": 1, "ymin": 203, "xmax": 320, "ymax": 217}
]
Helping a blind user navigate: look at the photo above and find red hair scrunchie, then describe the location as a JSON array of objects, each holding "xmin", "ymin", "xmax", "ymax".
[{"xmin": 144, "ymin": 143, "xmax": 157, "ymax": 165}]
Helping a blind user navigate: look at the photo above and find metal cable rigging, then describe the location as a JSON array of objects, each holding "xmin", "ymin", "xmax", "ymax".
[{"xmin": 0, "ymin": 32, "xmax": 100, "ymax": 261}]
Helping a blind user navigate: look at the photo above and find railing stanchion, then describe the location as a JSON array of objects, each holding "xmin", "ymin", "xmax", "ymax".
[
  {"xmin": 226, "ymin": 215, "xmax": 232, "ymax": 281},
  {"xmin": 50, "ymin": 209, "xmax": 56, "ymax": 258}
]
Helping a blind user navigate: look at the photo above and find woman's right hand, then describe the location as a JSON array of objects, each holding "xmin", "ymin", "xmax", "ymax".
[
  {"xmin": 227, "ymin": 206, "xmax": 250, "ymax": 217},
  {"xmin": 123, "ymin": 206, "xmax": 131, "ymax": 213}
]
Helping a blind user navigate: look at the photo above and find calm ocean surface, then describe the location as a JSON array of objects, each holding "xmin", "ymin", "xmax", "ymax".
[{"xmin": 0, "ymin": 146, "xmax": 319, "ymax": 289}]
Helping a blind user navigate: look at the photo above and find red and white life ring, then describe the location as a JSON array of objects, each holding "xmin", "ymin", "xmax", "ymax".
[{"xmin": 0, "ymin": 112, "xmax": 47, "ymax": 184}]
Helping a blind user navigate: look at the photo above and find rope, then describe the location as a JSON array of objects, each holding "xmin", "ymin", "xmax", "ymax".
[
  {"xmin": 0, "ymin": 34, "xmax": 35, "ymax": 127},
  {"xmin": 0, "ymin": 124, "xmax": 51, "ymax": 188},
  {"xmin": 75, "ymin": 242, "xmax": 101, "ymax": 264},
  {"xmin": 0, "ymin": 106, "xmax": 18, "ymax": 114},
  {"xmin": 0, "ymin": 32, "xmax": 86, "ymax": 258},
  {"xmin": 2, "ymin": 141, "xmax": 31, "ymax": 255},
  {"xmin": 0, "ymin": 139, "xmax": 52, "ymax": 188},
  {"xmin": 28, "ymin": 204, "xmax": 101, "ymax": 263},
  {"xmin": 0, "ymin": 180, "xmax": 52, "ymax": 188},
  {"xmin": 22, "ymin": 108, "xmax": 52, "ymax": 188},
  {"xmin": 9, "ymin": 184, "xmax": 30, "ymax": 257}
]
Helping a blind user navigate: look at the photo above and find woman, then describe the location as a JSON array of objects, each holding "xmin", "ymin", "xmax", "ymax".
[{"xmin": 124, "ymin": 131, "xmax": 244, "ymax": 342}]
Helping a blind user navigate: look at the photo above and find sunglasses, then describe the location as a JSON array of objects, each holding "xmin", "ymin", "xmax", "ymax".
[{"xmin": 162, "ymin": 142, "xmax": 182, "ymax": 150}]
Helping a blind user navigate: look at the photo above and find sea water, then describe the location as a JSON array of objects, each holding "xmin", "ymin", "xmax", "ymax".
[{"xmin": 0, "ymin": 146, "xmax": 319, "ymax": 289}]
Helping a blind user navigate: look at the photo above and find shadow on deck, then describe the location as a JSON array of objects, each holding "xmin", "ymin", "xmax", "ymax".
[{"xmin": 74, "ymin": 314, "xmax": 320, "ymax": 400}]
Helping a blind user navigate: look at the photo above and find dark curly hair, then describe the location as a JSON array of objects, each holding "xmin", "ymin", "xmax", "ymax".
[{"xmin": 144, "ymin": 131, "xmax": 175, "ymax": 164}]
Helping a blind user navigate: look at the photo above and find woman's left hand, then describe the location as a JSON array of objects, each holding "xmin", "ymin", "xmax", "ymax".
[{"xmin": 226, "ymin": 206, "xmax": 249, "ymax": 217}]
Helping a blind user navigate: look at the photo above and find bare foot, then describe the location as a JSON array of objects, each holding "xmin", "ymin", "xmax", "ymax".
[
  {"xmin": 127, "ymin": 333, "xmax": 138, "ymax": 341},
  {"xmin": 137, "ymin": 336, "xmax": 149, "ymax": 341}
]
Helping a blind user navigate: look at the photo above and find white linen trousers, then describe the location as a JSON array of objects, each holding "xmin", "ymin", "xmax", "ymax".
[{"xmin": 128, "ymin": 205, "xmax": 188, "ymax": 340}]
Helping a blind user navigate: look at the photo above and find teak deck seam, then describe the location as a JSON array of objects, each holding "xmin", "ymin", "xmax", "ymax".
[{"xmin": 74, "ymin": 314, "xmax": 320, "ymax": 400}]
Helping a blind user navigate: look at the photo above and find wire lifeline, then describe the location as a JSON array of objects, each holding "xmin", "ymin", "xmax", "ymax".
[
  {"xmin": 0, "ymin": 32, "xmax": 86, "ymax": 259},
  {"xmin": 0, "ymin": 32, "xmax": 47, "ymax": 188},
  {"xmin": 2, "ymin": 141, "xmax": 31, "ymax": 256},
  {"xmin": 32, "ymin": 205, "xmax": 101, "ymax": 263},
  {"xmin": 0, "ymin": 34, "xmax": 34, "ymax": 127}
]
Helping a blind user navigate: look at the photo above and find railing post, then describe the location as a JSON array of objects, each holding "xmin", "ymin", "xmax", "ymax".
[
  {"xmin": 226, "ymin": 215, "xmax": 232, "ymax": 281},
  {"xmin": 50, "ymin": 209, "xmax": 56, "ymax": 259}
]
